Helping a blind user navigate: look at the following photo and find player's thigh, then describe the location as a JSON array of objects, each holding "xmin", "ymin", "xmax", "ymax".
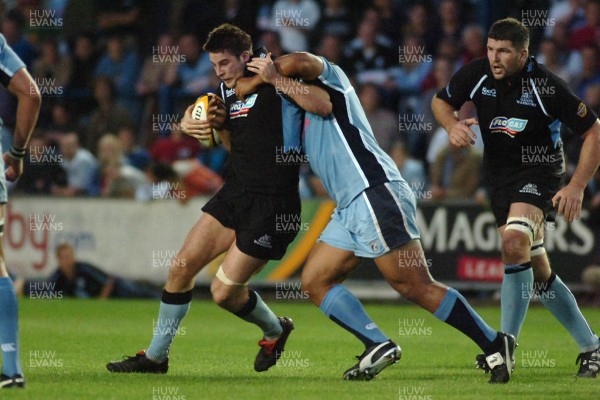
[
  {"xmin": 219, "ymin": 241, "xmax": 267, "ymax": 283},
  {"xmin": 301, "ymin": 241, "xmax": 360, "ymax": 288},
  {"xmin": 210, "ymin": 242, "xmax": 267, "ymax": 302},
  {"xmin": 176, "ymin": 212, "xmax": 235, "ymax": 272}
]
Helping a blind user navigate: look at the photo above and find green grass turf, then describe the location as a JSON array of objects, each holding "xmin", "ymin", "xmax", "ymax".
[{"xmin": 3, "ymin": 298, "xmax": 599, "ymax": 399}]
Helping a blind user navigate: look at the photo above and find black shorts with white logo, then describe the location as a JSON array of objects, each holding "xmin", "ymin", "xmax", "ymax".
[
  {"xmin": 489, "ymin": 169, "xmax": 562, "ymax": 228},
  {"xmin": 202, "ymin": 183, "xmax": 301, "ymax": 260}
]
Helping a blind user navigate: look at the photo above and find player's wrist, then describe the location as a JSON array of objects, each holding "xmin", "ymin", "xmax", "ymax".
[{"xmin": 8, "ymin": 144, "xmax": 26, "ymax": 160}]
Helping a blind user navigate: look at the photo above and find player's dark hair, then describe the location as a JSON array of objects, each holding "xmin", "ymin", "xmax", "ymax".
[
  {"xmin": 203, "ymin": 23, "xmax": 253, "ymax": 58},
  {"xmin": 488, "ymin": 17, "xmax": 529, "ymax": 50}
]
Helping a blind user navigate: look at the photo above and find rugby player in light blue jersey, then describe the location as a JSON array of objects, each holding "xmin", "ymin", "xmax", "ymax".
[
  {"xmin": 237, "ymin": 52, "xmax": 515, "ymax": 383},
  {"xmin": 0, "ymin": 33, "xmax": 42, "ymax": 389}
]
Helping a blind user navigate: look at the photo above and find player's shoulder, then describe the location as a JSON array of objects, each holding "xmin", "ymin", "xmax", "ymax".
[{"xmin": 528, "ymin": 57, "xmax": 563, "ymax": 82}]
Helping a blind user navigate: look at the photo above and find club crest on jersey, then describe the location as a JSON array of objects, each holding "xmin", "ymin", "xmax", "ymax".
[
  {"xmin": 230, "ymin": 94, "xmax": 257, "ymax": 119},
  {"xmin": 577, "ymin": 102, "xmax": 587, "ymax": 118},
  {"xmin": 489, "ymin": 117, "xmax": 528, "ymax": 137},
  {"xmin": 516, "ymin": 91, "xmax": 536, "ymax": 107}
]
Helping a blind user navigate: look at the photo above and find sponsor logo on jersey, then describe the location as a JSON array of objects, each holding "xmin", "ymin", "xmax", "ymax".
[
  {"xmin": 577, "ymin": 101, "xmax": 587, "ymax": 118},
  {"xmin": 481, "ymin": 86, "xmax": 496, "ymax": 97},
  {"xmin": 489, "ymin": 117, "xmax": 528, "ymax": 137},
  {"xmin": 519, "ymin": 183, "xmax": 541, "ymax": 196},
  {"xmin": 225, "ymin": 88, "xmax": 236, "ymax": 98},
  {"xmin": 230, "ymin": 94, "xmax": 258, "ymax": 119},
  {"xmin": 445, "ymin": 83, "xmax": 451, "ymax": 98},
  {"xmin": 516, "ymin": 91, "xmax": 536, "ymax": 107}
]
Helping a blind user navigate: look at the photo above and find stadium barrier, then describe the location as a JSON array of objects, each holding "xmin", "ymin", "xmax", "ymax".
[{"xmin": 6, "ymin": 197, "xmax": 597, "ymax": 286}]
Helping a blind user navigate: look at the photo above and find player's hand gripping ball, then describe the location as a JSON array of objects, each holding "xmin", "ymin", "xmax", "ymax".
[{"xmin": 192, "ymin": 93, "xmax": 223, "ymax": 148}]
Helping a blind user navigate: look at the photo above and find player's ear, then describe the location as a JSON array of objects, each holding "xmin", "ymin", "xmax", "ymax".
[{"xmin": 241, "ymin": 51, "xmax": 250, "ymax": 63}]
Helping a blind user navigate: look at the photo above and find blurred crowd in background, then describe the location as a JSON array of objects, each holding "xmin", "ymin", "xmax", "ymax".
[{"xmin": 0, "ymin": 0, "xmax": 599, "ymax": 209}]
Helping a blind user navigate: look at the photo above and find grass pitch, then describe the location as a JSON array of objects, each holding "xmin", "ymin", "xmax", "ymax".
[{"xmin": 5, "ymin": 298, "xmax": 600, "ymax": 399}]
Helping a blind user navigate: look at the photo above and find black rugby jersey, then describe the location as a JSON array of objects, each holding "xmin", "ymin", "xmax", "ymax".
[
  {"xmin": 219, "ymin": 81, "xmax": 303, "ymax": 195},
  {"xmin": 436, "ymin": 57, "xmax": 598, "ymax": 179}
]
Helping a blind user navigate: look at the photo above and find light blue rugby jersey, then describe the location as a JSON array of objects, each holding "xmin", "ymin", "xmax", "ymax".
[
  {"xmin": 302, "ymin": 57, "xmax": 404, "ymax": 208},
  {"xmin": 0, "ymin": 34, "xmax": 25, "ymax": 89}
]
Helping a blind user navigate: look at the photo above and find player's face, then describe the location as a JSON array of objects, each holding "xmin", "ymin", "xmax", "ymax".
[
  {"xmin": 209, "ymin": 50, "xmax": 250, "ymax": 89},
  {"xmin": 487, "ymin": 39, "xmax": 528, "ymax": 80}
]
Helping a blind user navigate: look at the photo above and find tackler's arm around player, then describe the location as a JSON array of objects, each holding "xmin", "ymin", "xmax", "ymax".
[
  {"xmin": 431, "ymin": 96, "xmax": 478, "ymax": 148},
  {"xmin": 246, "ymin": 52, "xmax": 332, "ymax": 117},
  {"xmin": 3, "ymin": 67, "xmax": 41, "ymax": 181},
  {"xmin": 552, "ymin": 119, "xmax": 600, "ymax": 223}
]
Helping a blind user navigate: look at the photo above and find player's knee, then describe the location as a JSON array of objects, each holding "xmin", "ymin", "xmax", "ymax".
[
  {"xmin": 210, "ymin": 279, "xmax": 231, "ymax": 308},
  {"xmin": 394, "ymin": 282, "xmax": 423, "ymax": 303},
  {"xmin": 502, "ymin": 230, "xmax": 530, "ymax": 261}
]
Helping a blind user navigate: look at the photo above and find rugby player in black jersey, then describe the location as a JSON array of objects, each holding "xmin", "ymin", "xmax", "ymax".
[
  {"xmin": 432, "ymin": 17, "xmax": 600, "ymax": 378},
  {"xmin": 107, "ymin": 24, "xmax": 304, "ymax": 374}
]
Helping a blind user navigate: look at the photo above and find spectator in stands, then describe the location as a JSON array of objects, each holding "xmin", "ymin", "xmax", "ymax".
[
  {"xmin": 568, "ymin": 0, "xmax": 600, "ymax": 50},
  {"xmin": 66, "ymin": 33, "xmax": 98, "ymax": 116},
  {"xmin": 270, "ymin": 0, "xmax": 321, "ymax": 53},
  {"xmin": 310, "ymin": 0, "xmax": 354, "ymax": 48},
  {"xmin": 1, "ymin": 9, "xmax": 35, "ymax": 67},
  {"xmin": 31, "ymin": 38, "xmax": 70, "ymax": 87},
  {"xmin": 89, "ymin": 134, "xmax": 148, "ymax": 198},
  {"xmin": 370, "ymin": 0, "xmax": 401, "ymax": 45},
  {"xmin": 389, "ymin": 140, "xmax": 427, "ymax": 192},
  {"xmin": 32, "ymin": 39, "xmax": 71, "ymax": 89},
  {"xmin": 94, "ymin": 32, "xmax": 141, "ymax": 114},
  {"xmin": 433, "ymin": 0, "xmax": 463, "ymax": 45},
  {"xmin": 315, "ymin": 34, "xmax": 344, "ymax": 66},
  {"xmin": 135, "ymin": 162, "xmax": 186, "ymax": 202},
  {"xmin": 460, "ymin": 24, "xmax": 486, "ymax": 66},
  {"xmin": 43, "ymin": 102, "xmax": 77, "ymax": 138},
  {"xmin": 158, "ymin": 33, "xmax": 213, "ymax": 122},
  {"xmin": 386, "ymin": 35, "xmax": 432, "ymax": 94},
  {"xmin": 83, "ymin": 75, "xmax": 134, "ymax": 152},
  {"xmin": 136, "ymin": 33, "xmax": 179, "ymax": 141},
  {"xmin": 421, "ymin": 57, "xmax": 455, "ymax": 133},
  {"xmin": 429, "ymin": 146, "xmax": 483, "ymax": 201},
  {"xmin": 257, "ymin": 30, "xmax": 285, "ymax": 59},
  {"xmin": 54, "ymin": 132, "xmax": 98, "ymax": 197},
  {"xmin": 14, "ymin": 136, "xmax": 68, "ymax": 195},
  {"xmin": 117, "ymin": 125, "xmax": 150, "ymax": 171},
  {"xmin": 96, "ymin": 0, "xmax": 141, "ymax": 38},
  {"xmin": 536, "ymin": 38, "xmax": 572, "ymax": 83},
  {"xmin": 150, "ymin": 126, "xmax": 201, "ymax": 166},
  {"xmin": 344, "ymin": 16, "xmax": 396, "ymax": 84},
  {"xmin": 545, "ymin": 0, "xmax": 586, "ymax": 39},
  {"xmin": 402, "ymin": 2, "xmax": 434, "ymax": 54},
  {"xmin": 359, "ymin": 83, "xmax": 396, "ymax": 154},
  {"xmin": 573, "ymin": 44, "xmax": 600, "ymax": 99},
  {"xmin": 44, "ymin": 243, "xmax": 158, "ymax": 299}
]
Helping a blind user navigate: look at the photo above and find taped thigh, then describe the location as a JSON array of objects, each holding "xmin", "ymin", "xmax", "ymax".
[{"xmin": 215, "ymin": 265, "xmax": 249, "ymax": 286}]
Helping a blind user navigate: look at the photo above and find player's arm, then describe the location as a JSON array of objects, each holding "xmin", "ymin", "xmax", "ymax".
[
  {"xmin": 246, "ymin": 53, "xmax": 332, "ymax": 117},
  {"xmin": 3, "ymin": 67, "xmax": 42, "ymax": 181},
  {"xmin": 545, "ymin": 72, "xmax": 600, "ymax": 222},
  {"xmin": 431, "ymin": 61, "xmax": 483, "ymax": 148},
  {"xmin": 431, "ymin": 96, "xmax": 478, "ymax": 148},
  {"xmin": 553, "ymin": 120, "xmax": 600, "ymax": 222}
]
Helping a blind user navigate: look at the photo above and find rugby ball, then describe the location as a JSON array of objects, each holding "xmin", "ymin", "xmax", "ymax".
[{"xmin": 191, "ymin": 93, "xmax": 222, "ymax": 148}]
